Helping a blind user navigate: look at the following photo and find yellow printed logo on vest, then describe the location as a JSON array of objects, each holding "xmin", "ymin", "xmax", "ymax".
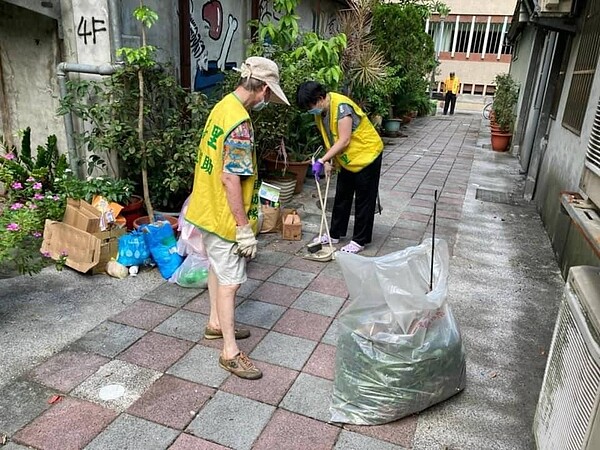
[{"xmin": 207, "ymin": 124, "xmax": 224, "ymax": 150}]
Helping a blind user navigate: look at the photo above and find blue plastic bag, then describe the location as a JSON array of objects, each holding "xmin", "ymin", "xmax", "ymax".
[
  {"xmin": 141, "ymin": 221, "xmax": 183, "ymax": 279},
  {"xmin": 117, "ymin": 230, "xmax": 150, "ymax": 267}
]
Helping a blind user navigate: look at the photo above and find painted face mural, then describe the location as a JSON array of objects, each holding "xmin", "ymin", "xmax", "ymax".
[{"xmin": 190, "ymin": 0, "xmax": 240, "ymax": 92}]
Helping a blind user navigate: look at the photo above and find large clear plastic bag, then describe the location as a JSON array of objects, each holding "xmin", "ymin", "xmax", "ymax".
[
  {"xmin": 177, "ymin": 196, "xmax": 206, "ymax": 257},
  {"xmin": 331, "ymin": 239, "xmax": 466, "ymax": 425},
  {"xmin": 169, "ymin": 253, "xmax": 209, "ymax": 288}
]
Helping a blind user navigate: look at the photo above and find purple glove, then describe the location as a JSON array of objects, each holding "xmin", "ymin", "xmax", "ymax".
[{"xmin": 312, "ymin": 159, "xmax": 324, "ymax": 179}]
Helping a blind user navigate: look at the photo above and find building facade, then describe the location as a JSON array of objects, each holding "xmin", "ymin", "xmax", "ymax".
[{"xmin": 425, "ymin": 0, "xmax": 518, "ymax": 110}]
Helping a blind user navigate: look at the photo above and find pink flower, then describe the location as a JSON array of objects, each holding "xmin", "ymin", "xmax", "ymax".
[
  {"xmin": 41, "ymin": 251, "xmax": 51, "ymax": 258},
  {"xmin": 32, "ymin": 231, "xmax": 42, "ymax": 238},
  {"xmin": 11, "ymin": 182, "xmax": 22, "ymax": 190},
  {"xmin": 6, "ymin": 223, "xmax": 20, "ymax": 231},
  {"xmin": 52, "ymin": 195, "xmax": 60, "ymax": 201},
  {"xmin": 33, "ymin": 182, "xmax": 42, "ymax": 190},
  {"xmin": 60, "ymin": 250, "xmax": 68, "ymax": 257},
  {"xmin": 26, "ymin": 177, "xmax": 35, "ymax": 182},
  {"xmin": 10, "ymin": 202, "xmax": 24, "ymax": 210},
  {"xmin": 3, "ymin": 153, "xmax": 15, "ymax": 160},
  {"xmin": 33, "ymin": 193, "xmax": 44, "ymax": 200},
  {"xmin": 28, "ymin": 203, "xmax": 37, "ymax": 210}
]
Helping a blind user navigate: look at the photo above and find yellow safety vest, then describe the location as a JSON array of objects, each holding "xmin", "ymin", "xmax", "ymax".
[
  {"xmin": 444, "ymin": 77, "xmax": 460, "ymax": 95},
  {"xmin": 315, "ymin": 92, "xmax": 383, "ymax": 173},
  {"xmin": 185, "ymin": 93, "xmax": 260, "ymax": 242}
]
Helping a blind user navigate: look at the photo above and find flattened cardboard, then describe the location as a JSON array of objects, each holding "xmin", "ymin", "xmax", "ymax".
[{"xmin": 41, "ymin": 220, "xmax": 100, "ymax": 273}]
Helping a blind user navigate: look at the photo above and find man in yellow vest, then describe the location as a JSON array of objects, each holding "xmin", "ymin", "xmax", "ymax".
[
  {"xmin": 443, "ymin": 72, "xmax": 460, "ymax": 115},
  {"xmin": 296, "ymin": 81, "xmax": 383, "ymax": 254},
  {"xmin": 186, "ymin": 57, "xmax": 289, "ymax": 379}
]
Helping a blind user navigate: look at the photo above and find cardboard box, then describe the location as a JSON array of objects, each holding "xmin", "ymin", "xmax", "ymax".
[
  {"xmin": 282, "ymin": 210, "xmax": 302, "ymax": 241},
  {"xmin": 41, "ymin": 220, "xmax": 126, "ymax": 275},
  {"xmin": 63, "ymin": 199, "xmax": 101, "ymax": 233}
]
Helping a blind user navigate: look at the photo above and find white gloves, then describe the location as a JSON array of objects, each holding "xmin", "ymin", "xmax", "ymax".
[{"xmin": 235, "ymin": 224, "xmax": 258, "ymax": 259}]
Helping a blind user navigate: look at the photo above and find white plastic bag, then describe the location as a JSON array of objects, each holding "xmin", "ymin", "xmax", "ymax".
[
  {"xmin": 168, "ymin": 253, "xmax": 210, "ymax": 288},
  {"xmin": 177, "ymin": 196, "xmax": 206, "ymax": 257},
  {"xmin": 330, "ymin": 239, "xmax": 466, "ymax": 425}
]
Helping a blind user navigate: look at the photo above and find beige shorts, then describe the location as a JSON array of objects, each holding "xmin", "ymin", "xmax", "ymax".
[{"xmin": 201, "ymin": 231, "xmax": 247, "ymax": 285}]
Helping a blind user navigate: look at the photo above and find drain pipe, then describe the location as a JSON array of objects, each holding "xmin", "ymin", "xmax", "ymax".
[
  {"xmin": 58, "ymin": 0, "xmax": 124, "ymax": 175},
  {"xmin": 57, "ymin": 63, "xmax": 120, "ymax": 175}
]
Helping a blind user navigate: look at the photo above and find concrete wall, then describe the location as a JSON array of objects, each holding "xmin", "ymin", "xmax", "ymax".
[
  {"xmin": 534, "ymin": 31, "xmax": 600, "ymax": 275},
  {"xmin": 0, "ymin": 2, "xmax": 66, "ymax": 153}
]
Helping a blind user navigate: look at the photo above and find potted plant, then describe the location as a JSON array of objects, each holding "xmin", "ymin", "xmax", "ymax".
[{"xmin": 491, "ymin": 73, "xmax": 519, "ymax": 152}]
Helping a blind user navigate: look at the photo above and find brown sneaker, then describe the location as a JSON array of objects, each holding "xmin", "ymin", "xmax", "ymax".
[
  {"xmin": 219, "ymin": 352, "xmax": 263, "ymax": 380},
  {"xmin": 204, "ymin": 326, "xmax": 251, "ymax": 340}
]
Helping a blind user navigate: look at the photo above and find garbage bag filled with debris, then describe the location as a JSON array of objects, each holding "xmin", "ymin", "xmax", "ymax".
[{"xmin": 331, "ymin": 239, "xmax": 466, "ymax": 425}]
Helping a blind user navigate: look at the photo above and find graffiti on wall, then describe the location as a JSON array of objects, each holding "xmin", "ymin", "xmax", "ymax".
[
  {"xmin": 77, "ymin": 16, "xmax": 107, "ymax": 45},
  {"xmin": 190, "ymin": 0, "xmax": 242, "ymax": 92}
]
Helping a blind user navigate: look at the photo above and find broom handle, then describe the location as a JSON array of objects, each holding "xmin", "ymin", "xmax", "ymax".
[
  {"xmin": 315, "ymin": 174, "xmax": 334, "ymax": 252},
  {"xmin": 318, "ymin": 173, "xmax": 331, "ymax": 239}
]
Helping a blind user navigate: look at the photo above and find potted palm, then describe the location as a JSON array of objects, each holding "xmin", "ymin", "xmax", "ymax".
[{"xmin": 490, "ymin": 73, "xmax": 519, "ymax": 152}]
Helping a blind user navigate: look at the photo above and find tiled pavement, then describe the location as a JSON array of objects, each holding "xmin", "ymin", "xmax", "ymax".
[{"xmin": 0, "ymin": 114, "xmax": 480, "ymax": 449}]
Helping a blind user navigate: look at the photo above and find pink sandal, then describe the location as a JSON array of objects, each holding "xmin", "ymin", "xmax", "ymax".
[
  {"xmin": 313, "ymin": 235, "xmax": 339, "ymax": 245},
  {"xmin": 340, "ymin": 241, "xmax": 364, "ymax": 254}
]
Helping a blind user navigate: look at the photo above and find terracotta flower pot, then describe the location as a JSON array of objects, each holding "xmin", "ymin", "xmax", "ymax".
[
  {"xmin": 120, "ymin": 195, "xmax": 145, "ymax": 230},
  {"xmin": 491, "ymin": 131, "xmax": 512, "ymax": 152},
  {"xmin": 133, "ymin": 215, "xmax": 179, "ymax": 234}
]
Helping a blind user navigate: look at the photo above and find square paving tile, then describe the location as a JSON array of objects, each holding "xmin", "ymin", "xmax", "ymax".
[
  {"xmin": 303, "ymin": 343, "xmax": 336, "ymax": 380},
  {"xmin": 200, "ymin": 324, "xmax": 267, "ymax": 354},
  {"xmin": 253, "ymin": 250, "xmax": 293, "ymax": 267},
  {"xmin": 237, "ymin": 278, "xmax": 262, "ymax": 297},
  {"xmin": 273, "ymin": 308, "xmax": 332, "ymax": 341},
  {"xmin": 280, "ymin": 373, "xmax": 333, "ymax": 422},
  {"xmin": 109, "ymin": 300, "xmax": 176, "ymax": 330},
  {"xmin": 187, "ymin": 391, "xmax": 275, "ymax": 450},
  {"xmin": 12, "ymin": 397, "xmax": 116, "ymax": 450},
  {"xmin": 167, "ymin": 344, "xmax": 229, "ymax": 388},
  {"xmin": 154, "ymin": 310, "xmax": 208, "ymax": 342},
  {"xmin": 334, "ymin": 430, "xmax": 407, "ymax": 450},
  {"xmin": 72, "ymin": 321, "xmax": 146, "ymax": 358},
  {"xmin": 267, "ymin": 267, "xmax": 316, "ymax": 289},
  {"xmin": 118, "ymin": 332, "xmax": 194, "ymax": 372},
  {"xmin": 0, "ymin": 380, "xmax": 56, "ymax": 435},
  {"xmin": 184, "ymin": 291, "xmax": 244, "ymax": 315},
  {"xmin": 322, "ymin": 319, "xmax": 340, "ymax": 346},
  {"xmin": 127, "ymin": 375, "xmax": 214, "ymax": 430},
  {"xmin": 85, "ymin": 414, "xmax": 179, "ymax": 450},
  {"xmin": 253, "ymin": 408, "xmax": 340, "ymax": 450},
  {"xmin": 246, "ymin": 262, "xmax": 279, "ymax": 280},
  {"xmin": 308, "ymin": 274, "xmax": 349, "ymax": 298},
  {"xmin": 71, "ymin": 360, "xmax": 161, "ymax": 412},
  {"xmin": 235, "ymin": 299, "xmax": 286, "ymax": 329},
  {"xmin": 2, "ymin": 443, "xmax": 31, "ymax": 449},
  {"xmin": 320, "ymin": 262, "xmax": 344, "ymax": 280},
  {"xmin": 220, "ymin": 361, "xmax": 298, "ymax": 406},
  {"xmin": 28, "ymin": 351, "xmax": 109, "ymax": 392},
  {"xmin": 169, "ymin": 433, "xmax": 229, "ymax": 450},
  {"xmin": 248, "ymin": 282, "xmax": 302, "ymax": 307},
  {"xmin": 250, "ymin": 331, "xmax": 317, "ymax": 371},
  {"xmin": 292, "ymin": 291, "xmax": 345, "ymax": 317},
  {"xmin": 284, "ymin": 256, "xmax": 326, "ymax": 274},
  {"xmin": 142, "ymin": 282, "xmax": 203, "ymax": 308},
  {"xmin": 344, "ymin": 415, "xmax": 418, "ymax": 448}
]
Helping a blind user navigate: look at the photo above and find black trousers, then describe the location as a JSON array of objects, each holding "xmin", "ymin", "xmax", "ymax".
[
  {"xmin": 443, "ymin": 92, "xmax": 457, "ymax": 115},
  {"xmin": 330, "ymin": 153, "xmax": 382, "ymax": 246}
]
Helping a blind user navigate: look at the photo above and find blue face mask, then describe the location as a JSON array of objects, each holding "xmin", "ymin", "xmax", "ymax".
[
  {"xmin": 308, "ymin": 107, "xmax": 323, "ymax": 115},
  {"xmin": 252, "ymin": 100, "xmax": 268, "ymax": 111}
]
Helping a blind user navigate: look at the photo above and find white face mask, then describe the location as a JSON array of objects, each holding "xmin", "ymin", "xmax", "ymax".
[{"xmin": 252, "ymin": 99, "xmax": 268, "ymax": 111}]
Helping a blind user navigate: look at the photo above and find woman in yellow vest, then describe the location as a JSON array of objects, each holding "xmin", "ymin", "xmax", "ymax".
[
  {"xmin": 296, "ymin": 81, "xmax": 383, "ymax": 254},
  {"xmin": 186, "ymin": 57, "xmax": 289, "ymax": 380},
  {"xmin": 443, "ymin": 72, "xmax": 460, "ymax": 115}
]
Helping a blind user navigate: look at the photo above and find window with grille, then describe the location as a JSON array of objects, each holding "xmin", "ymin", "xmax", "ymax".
[{"xmin": 562, "ymin": 1, "xmax": 600, "ymax": 135}]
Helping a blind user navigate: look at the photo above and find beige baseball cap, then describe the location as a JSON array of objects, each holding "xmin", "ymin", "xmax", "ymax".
[{"xmin": 235, "ymin": 56, "xmax": 290, "ymax": 105}]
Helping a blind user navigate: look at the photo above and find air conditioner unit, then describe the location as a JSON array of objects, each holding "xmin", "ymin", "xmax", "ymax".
[
  {"xmin": 540, "ymin": 0, "xmax": 573, "ymax": 13},
  {"xmin": 581, "ymin": 98, "xmax": 600, "ymax": 208},
  {"xmin": 533, "ymin": 266, "xmax": 600, "ymax": 449}
]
